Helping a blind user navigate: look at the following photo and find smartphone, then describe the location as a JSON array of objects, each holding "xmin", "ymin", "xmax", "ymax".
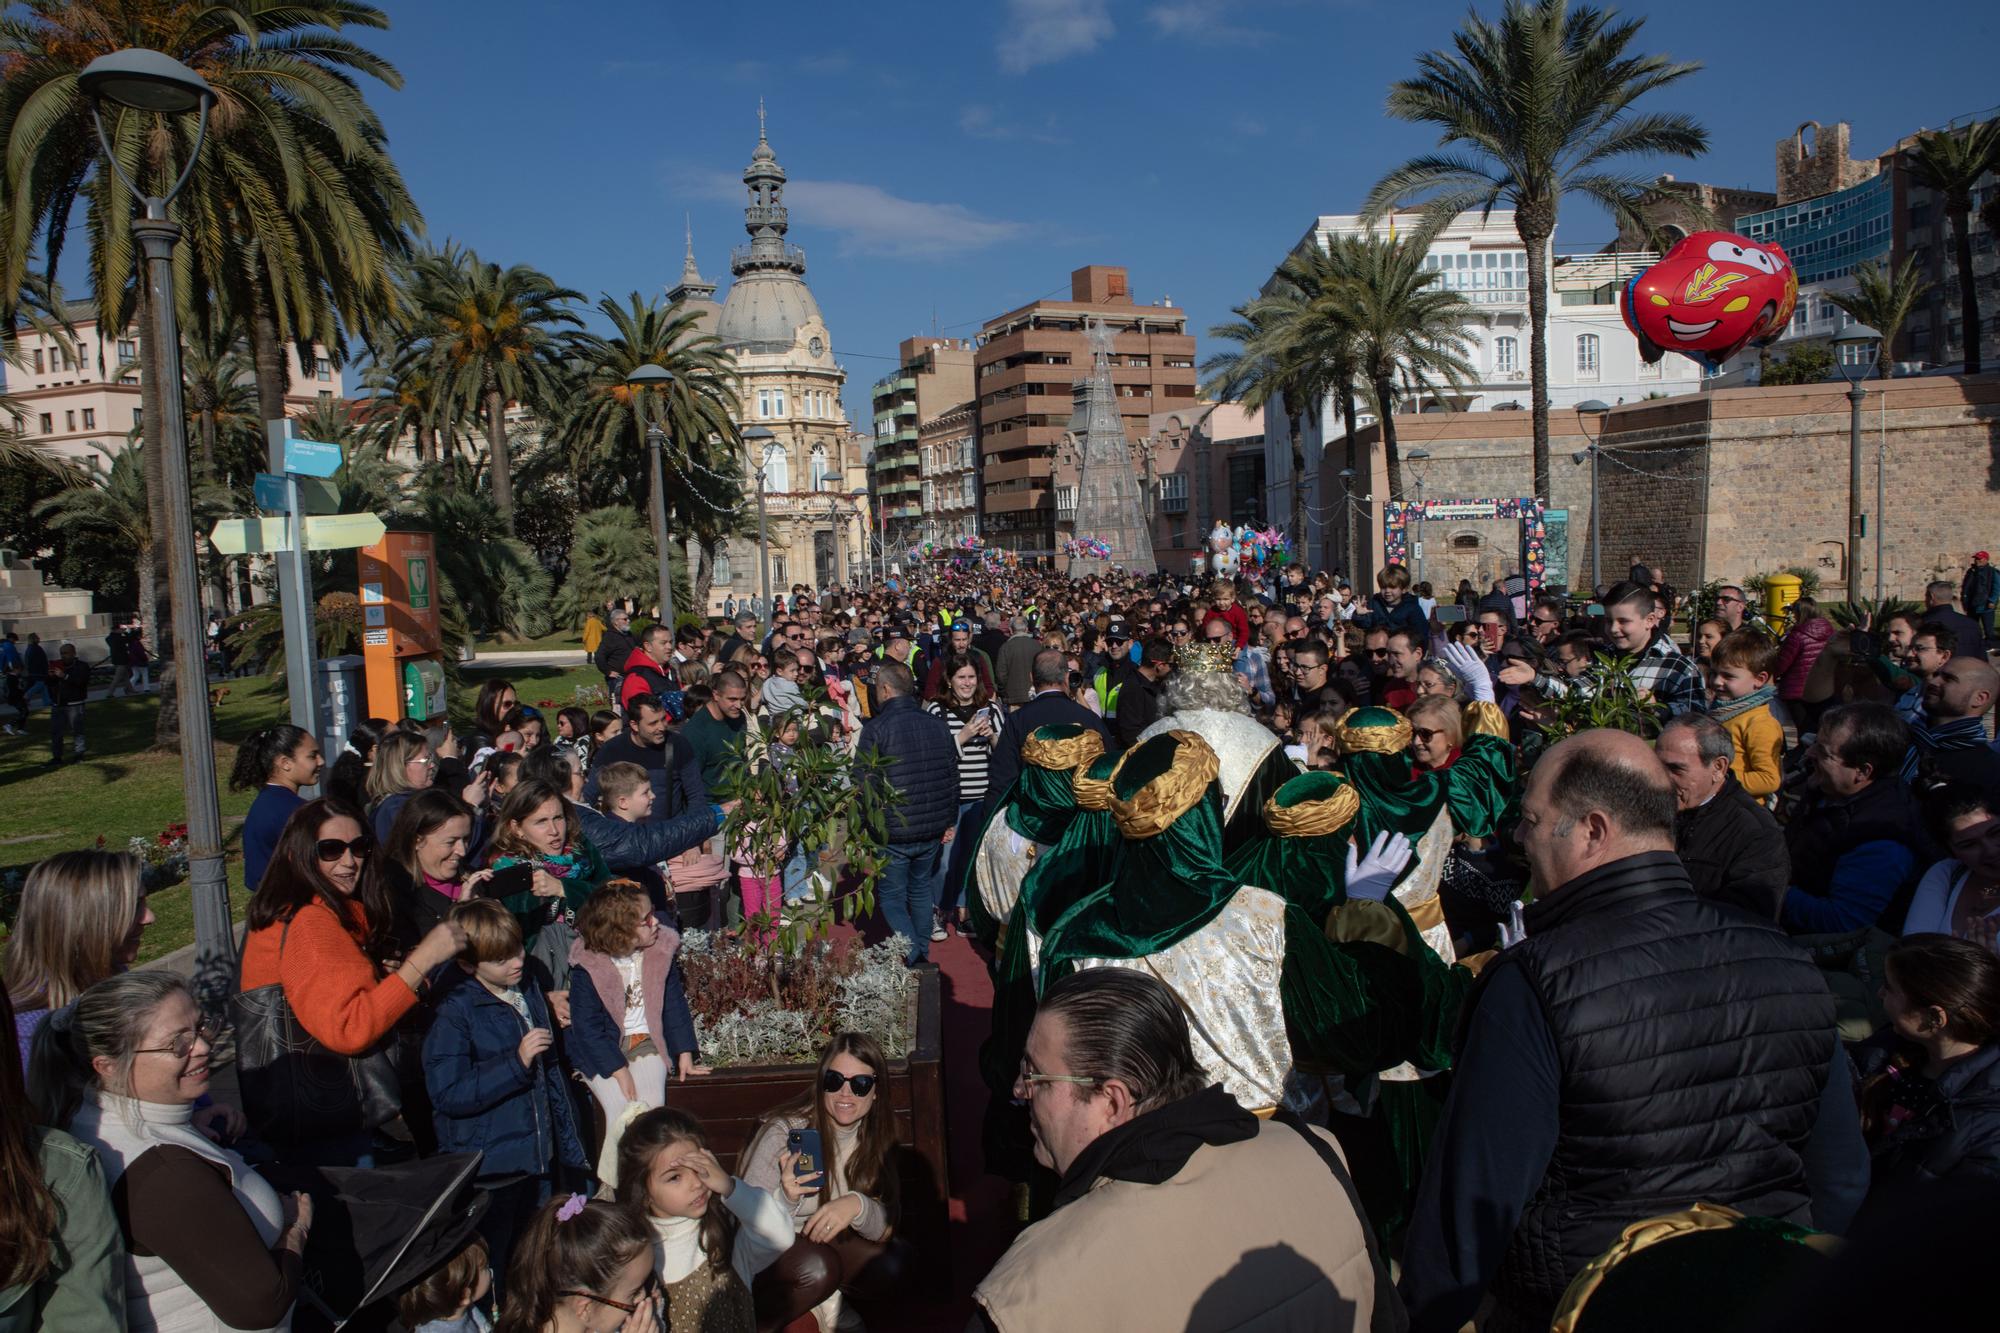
[
  {"xmin": 488, "ymin": 863, "xmax": 534, "ymax": 898},
  {"xmin": 1434, "ymin": 605, "xmax": 1467, "ymax": 623},
  {"xmin": 786, "ymin": 1126, "xmax": 824, "ymax": 1178}
]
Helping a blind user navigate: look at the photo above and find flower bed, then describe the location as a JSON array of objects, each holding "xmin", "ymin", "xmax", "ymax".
[{"xmin": 678, "ymin": 930, "xmax": 916, "ymax": 1069}]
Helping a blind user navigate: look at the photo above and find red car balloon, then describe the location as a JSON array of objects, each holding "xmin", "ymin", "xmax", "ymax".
[{"xmin": 1621, "ymin": 230, "xmax": 1798, "ymax": 371}]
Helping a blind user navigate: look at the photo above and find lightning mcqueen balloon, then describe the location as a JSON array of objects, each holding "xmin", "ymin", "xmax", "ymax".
[{"xmin": 1620, "ymin": 230, "xmax": 1798, "ymax": 370}]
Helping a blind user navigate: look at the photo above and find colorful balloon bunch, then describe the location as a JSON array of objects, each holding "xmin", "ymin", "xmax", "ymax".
[{"xmin": 1064, "ymin": 535, "xmax": 1113, "ymax": 560}]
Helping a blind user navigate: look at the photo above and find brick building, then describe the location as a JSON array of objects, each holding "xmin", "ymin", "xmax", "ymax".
[
  {"xmin": 1144, "ymin": 401, "xmax": 1267, "ymax": 572},
  {"xmin": 918, "ymin": 401, "xmax": 978, "ymax": 543},
  {"xmin": 870, "ymin": 336, "xmax": 974, "ymax": 551},
  {"xmin": 974, "ymin": 266, "xmax": 1197, "ymax": 555}
]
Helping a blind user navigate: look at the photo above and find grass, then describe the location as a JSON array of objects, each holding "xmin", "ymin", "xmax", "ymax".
[
  {"xmin": 0, "ymin": 662, "xmax": 608, "ymax": 962},
  {"xmin": 471, "ymin": 627, "xmax": 588, "ymax": 653}
]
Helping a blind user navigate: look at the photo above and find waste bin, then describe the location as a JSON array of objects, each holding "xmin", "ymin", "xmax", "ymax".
[
  {"xmin": 1764, "ymin": 573, "xmax": 1802, "ymax": 626},
  {"xmin": 316, "ymin": 655, "xmax": 367, "ymax": 765}
]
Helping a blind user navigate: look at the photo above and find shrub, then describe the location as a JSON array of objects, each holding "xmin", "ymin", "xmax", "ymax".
[{"xmin": 677, "ymin": 931, "xmax": 915, "ymax": 1068}]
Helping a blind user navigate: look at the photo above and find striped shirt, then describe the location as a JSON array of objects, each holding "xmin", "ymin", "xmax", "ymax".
[{"xmin": 926, "ymin": 697, "xmax": 1006, "ymax": 803}]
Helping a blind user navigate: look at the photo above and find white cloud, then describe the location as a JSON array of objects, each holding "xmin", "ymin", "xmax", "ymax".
[
  {"xmin": 959, "ymin": 104, "xmax": 1069, "ymax": 144},
  {"xmin": 786, "ymin": 181, "xmax": 1029, "ymax": 258},
  {"xmin": 997, "ymin": 0, "xmax": 1113, "ymax": 74},
  {"xmin": 1146, "ymin": 1, "xmax": 1273, "ymax": 46}
]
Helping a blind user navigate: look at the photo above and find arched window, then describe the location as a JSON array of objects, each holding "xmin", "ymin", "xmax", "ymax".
[
  {"xmin": 762, "ymin": 444, "xmax": 789, "ymax": 492},
  {"xmin": 1576, "ymin": 333, "xmax": 1600, "ymax": 375},
  {"xmin": 1495, "ymin": 336, "xmax": 1518, "ymax": 373},
  {"xmin": 811, "ymin": 444, "xmax": 829, "ymax": 490}
]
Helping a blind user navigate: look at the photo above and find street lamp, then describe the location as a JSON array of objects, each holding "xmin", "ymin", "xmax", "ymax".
[
  {"xmin": 624, "ymin": 365, "xmax": 678, "ymax": 627},
  {"xmin": 1338, "ymin": 467, "xmax": 1372, "ymax": 585},
  {"xmin": 79, "ymin": 50, "xmax": 231, "ymax": 1008},
  {"xmin": 848, "ymin": 487, "xmax": 870, "ymax": 586},
  {"xmin": 1573, "ymin": 400, "xmax": 1611, "ymax": 593},
  {"xmin": 1406, "ymin": 449, "xmax": 1432, "ymax": 584},
  {"xmin": 744, "ymin": 425, "xmax": 778, "ymax": 632},
  {"xmin": 1833, "ymin": 323, "xmax": 1883, "ymax": 602}
]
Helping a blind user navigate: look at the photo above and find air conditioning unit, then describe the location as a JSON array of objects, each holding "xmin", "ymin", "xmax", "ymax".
[{"xmin": 1505, "ymin": 370, "xmax": 1527, "ymax": 381}]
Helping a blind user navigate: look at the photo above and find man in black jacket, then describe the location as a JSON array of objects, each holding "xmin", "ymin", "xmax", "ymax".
[
  {"xmin": 594, "ymin": 606, "xmax": 636, "ymax": 709},
  {"xmin": 988, "ymin": 650, "xmax": 1112, "ymax": 799},
  {"xmin": 582, "ymin": 694, "xmax": 707, "ymax": 818},
  {"xmin": 1401, "ymin": 728, "xmax": 1865, "ymax": 1333},
  {"xmin": 1658, "ymin": 715, "xmax": 1789, "ymax": 919},
  {"xmin": 853, "ymin": 661, "xmax": 959, "ymax": 965},
  {"xmin": 1110, "ymin": 639, "xmax": 1172, "ymax": 752}
]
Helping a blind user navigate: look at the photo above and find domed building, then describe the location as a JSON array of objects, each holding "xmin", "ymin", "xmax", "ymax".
[{"xmin": 672, "ymin": 109, "xmax": 869, "ymax": 613}]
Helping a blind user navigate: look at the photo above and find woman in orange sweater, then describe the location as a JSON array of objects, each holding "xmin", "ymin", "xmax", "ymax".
[{"xmin": 236, "ymin": 797, "xmax": 465, "ymax": 1165}]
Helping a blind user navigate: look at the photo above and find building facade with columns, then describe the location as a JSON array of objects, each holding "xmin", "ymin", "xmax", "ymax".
[{"xmin": 670, "ymin": 114, "xmax": 870, "ymax": 613}]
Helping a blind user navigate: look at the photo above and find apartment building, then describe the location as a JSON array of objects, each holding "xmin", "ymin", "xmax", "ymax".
[{"xmin": 869, "ymin": 336, "xmax": 974, "ymax": 550}]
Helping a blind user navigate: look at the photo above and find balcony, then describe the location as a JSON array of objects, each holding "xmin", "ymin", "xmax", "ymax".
[
  {"xmin": 895, "ymin": 426, "xmax": 918, "ymax": 444},
  {"xmin": 730, "ymin": 241, "xmax": 807, "ymax": 271},
  {"xmin": 985, "ymin": 488, "xmax": 1050, "ymax": 515}
]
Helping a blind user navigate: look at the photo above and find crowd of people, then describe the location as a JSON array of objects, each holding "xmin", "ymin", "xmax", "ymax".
[{"xmin": 4, "ymin": 547, "xmax": 2000, "ymax": 1332}]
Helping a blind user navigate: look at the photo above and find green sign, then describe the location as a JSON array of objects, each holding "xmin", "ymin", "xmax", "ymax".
[{"xmin": 406, "ymin": 555, "xmax": 431, "ymax": 609}]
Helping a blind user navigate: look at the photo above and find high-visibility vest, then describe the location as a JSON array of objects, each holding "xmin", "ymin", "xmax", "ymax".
[{"xmin": 1094, "ymin": 668, "xmax": 1122, "ymax": 718}]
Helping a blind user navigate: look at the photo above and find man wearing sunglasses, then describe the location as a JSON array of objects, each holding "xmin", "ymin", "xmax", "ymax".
[{"xmin": 975, "ymin": 968, "xmax": 1383, "ymax": 1332}]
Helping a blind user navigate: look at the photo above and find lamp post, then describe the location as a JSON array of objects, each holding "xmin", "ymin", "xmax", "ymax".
[
  {"xmin": 624, "ymin": 364, "xmax": 677, "ymax": 626},
  {"xmin": 1338, "ymin": 468, "xmax": 1371, "ymax": 586},
  {"xmin": 847, "ymin": 487, "xmax": 869, "ymax": 588},
  {"xmin": 1833, "ymin": 324, "xmax": 1883, "ymax": 602},
  {"xmin": 1406, "ymin": 448, "xmax": 1432, "ymax": 584},
  {"xmin": 79, "ymin": 50, "xmax": 230, "ymax": 1006},
  {"xmin": 1572, "ymin": 400, "xmax": 1611, "ymax": 594},
  {"xmin": 744, "ymin": 425, "xmax": 777, "ymax": 633}
]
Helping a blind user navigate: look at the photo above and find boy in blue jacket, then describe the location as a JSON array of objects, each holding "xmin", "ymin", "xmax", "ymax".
[{"xmin": 422, "ymin": 898, "xmax": 585, "ymax": 1285}]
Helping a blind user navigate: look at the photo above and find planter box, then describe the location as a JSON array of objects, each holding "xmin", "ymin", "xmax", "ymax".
[{"xmin": 667, "ymin": 966, "xmax": 952, "ymax": 1290}]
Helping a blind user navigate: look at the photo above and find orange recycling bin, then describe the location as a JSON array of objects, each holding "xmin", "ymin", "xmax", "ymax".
[{"xmin": 357, "ymin": 531, "xmax": 447, "ymax": 724}]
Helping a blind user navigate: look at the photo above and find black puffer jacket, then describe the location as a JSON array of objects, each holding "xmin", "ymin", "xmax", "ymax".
[
  {"xmin": 1489, "ymin": 852, "xmax": 1838, "ymax": 1326},
  {"xmin": 855, "ymin": 693, "xmax": 961, "ymax": 842},
  {"xmin": 1674, "ymin": 772, "xmax": 1790, "ymax": 919},
  {"xmin": 1852, "ymin": 1034, "xmax": 2000, "ymax": 1212}
]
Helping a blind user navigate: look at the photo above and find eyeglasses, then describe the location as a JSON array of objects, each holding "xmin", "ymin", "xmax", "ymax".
[
  {"xmin": 1167, "ymin": 628, "xmax": 1191, "ymax": 638},
  {"xmin": 316, "ymin": 836, "xmax": 373, "ymax": 862},
  {"xmin": 820, "ymin": 1070, "xmax": 878, "ymax": 1096},
  {"xmin": 1412, "ymin": 727, "xmax": 1447, "ymax": 745},
  {"xmin": 1531, "ymin": 615, "xmax": 1560, "ymax": 627},
  {"xmin": 557, "ymin": 1280, "xmax": 658, "ymax": 1317},
  {"xmin": 135, "ymin": 1019, "xmax": 215, "ymax": 1060},
  {"xmin": 1367, "ymin": 647, "xmax": 1390, "ymax": 658},
  {"xmin": 1016, "ymin": 1060, "xmax": 1100, "ymax": 1094},
  {"xmin": 407, "ymin": 755, "xmax": 436, "ymax": 768}
]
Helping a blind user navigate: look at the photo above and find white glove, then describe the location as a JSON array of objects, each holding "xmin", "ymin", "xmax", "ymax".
[
  {"xmin": 1344, "ymin": 830, "xmax": 1414, "ymax": 903},
  {"xmin": 1497, "ymin": 902, "xmax": 1527, "ymax": 949},
  {"xmin": 1440, "ymin": 641, "xmax": 1497, "ymax": 704}
]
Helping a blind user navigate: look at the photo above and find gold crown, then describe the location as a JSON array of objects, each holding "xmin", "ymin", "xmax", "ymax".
[{"xmin": 1173, "ymin": 639, "xmax": 1237, "ymax": 674}]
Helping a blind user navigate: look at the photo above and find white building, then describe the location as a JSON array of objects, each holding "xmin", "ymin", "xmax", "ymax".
[{"xmin": 1263, "ymin": 209, "xmax": 1702, "ymax": 563}]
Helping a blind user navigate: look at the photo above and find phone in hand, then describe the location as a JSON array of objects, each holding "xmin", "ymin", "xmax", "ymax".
[
  {"xmin": 786, "ymin": 1127, "xmax": 824, "ymax": 1178},
  {"xmin": 488, "ymin": 863, "xmax": 534, "ymax": 898}
]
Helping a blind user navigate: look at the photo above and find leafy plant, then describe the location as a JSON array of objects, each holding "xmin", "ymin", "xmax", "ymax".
[
  {"xmin": 1827, "ymin": 597, "xmax": 1920, "ymax": 629},
  {"xmin": 676, "ymin": 930, "xmax": 915, "ymax": 1069},
  {"xmin": 558, "ymin": 506, "xmax": 689, "ymax": 628},
  {"xmin": 1534, "ymin": 651, "xmax": 1666, "ymax": 745},
  {"xmin": 1746, "ymin": 567, "xmax": 1821, "ymax": 601},
  {"xmin": 1758, "ymin": 341, "xmax": 1834, "ymax": 386}
]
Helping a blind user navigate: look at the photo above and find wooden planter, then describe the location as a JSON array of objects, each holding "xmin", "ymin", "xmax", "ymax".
[{"xmin": 668, "ymin": 967, "xmax": 952, "ymax": 1289}]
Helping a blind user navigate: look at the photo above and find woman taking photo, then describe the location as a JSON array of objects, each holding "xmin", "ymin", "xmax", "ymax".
[
  {"xmin": 381, "ymin": 789, "xmax": 494, "ymax": 942},
  {"xmin": 236, "ymin": 799, "xmax": 467, "ymax": 1164},
  {"xmin": 33, "ymin": 972, "xmax": 311, "ymax": 1332},
  {"xmin": 485, "ymin": 779, "xmax": 610, "ymax": 1004},
  {"xmin": 0, "ymin": 988, "xmax": 125, "ymax": 1330},
  {"xmin": 1854, "ymin": 934, "xmax": 2000, "ymax": 1211},
  {"xmin": 741, "ymin": 1033, "xmax": 904, "ymax": 1331},
  {"xmin": 367, "ymin": 732, "xmax": 490, "ymax": 847},
  {"xmin": 230, "ymin": 724, "xmax": 323, "ymax": 893},
  {"xmin": 6, "ymin": 849, "xmax": 154, "ymax": 1071},
  {"xmin": 925, "ymin": 655, "xmax": 1006, "ymax": 940}
]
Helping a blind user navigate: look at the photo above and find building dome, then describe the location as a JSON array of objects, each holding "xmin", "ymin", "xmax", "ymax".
[{"xmin": 717, "ymin": 270, "xmax": 825, "ymax": 351}]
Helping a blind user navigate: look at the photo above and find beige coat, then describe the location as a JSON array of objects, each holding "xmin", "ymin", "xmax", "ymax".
[{"xmin": 975, "ymin": 1118, "xmax": 1399, "ymax": 1333}]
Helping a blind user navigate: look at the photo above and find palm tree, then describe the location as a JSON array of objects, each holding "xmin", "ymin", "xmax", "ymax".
[
  {"xmin": 1201, "ymin": 299, "xmax": 1331, "ymax": 549},
  {"xmin": 173, "ymin": 319, "xmax": 261, "ymax": 484},
  {"xmin": 558, "ymin": 293, "xmax": 743, "ymax": 602},
  {"xmin": 1827, "ymin": 259, "xmax": 1930, "ymax": 379},
  {"xmin": 1906, "ymin": 120, "xmax": 2000, "ymax": 375},
  {"xmin": 1336, "ymin": 236, "xmax": 1477, "ymax": 503},
  {"xmin": 0, "ymin": 0, "xmax": 419, "ymax": 749},
  {"xmin": 412, "ymin": 248, "xmax": 580, "ymax": 521},
  {"xmin": 1362, "ymin": 0, "xmax": 1705, "ymax": 501}
]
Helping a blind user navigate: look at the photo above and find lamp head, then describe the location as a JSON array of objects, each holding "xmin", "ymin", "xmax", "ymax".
[
  {"xmin": 742, "ymin": 425, "xmax": 776, "ymax": 443},
  {"xmin": 1575, "ymin": 399, "xmax": 1611, "ymax": 415},
  {"xmin": 625, "ymin": 364, "xmax": 674, "ymax": 388},
  {"xmin": 1832, "ymin": 323, "xmax": 1881, "ymax": 384},
  {"xmin": 1407, "ymin": 449, "xmax": 1432, "ymax": 461},
  {"xmin": 1571, "ymin": 448, "xmax": 1592, "ymax": 466},
  {"xmin": 78, "ymin": 49, "xmax": 211, "ymax": 114}
]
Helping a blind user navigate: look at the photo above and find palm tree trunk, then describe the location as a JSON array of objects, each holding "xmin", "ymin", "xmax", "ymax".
[
  {"xmin": 693, "ymin": 538, "xmax": 716, "ymax": 613},
  {"xmin": 1517, "ymin": 209, "xmax": 1555, "ymax": 501},
  {"xmin": 133, "ymin": 280, "xmax": 179, "ymax": 753},
  {"xmin": 1341, "ymin": 387, "xmax": 1360, "ymax": 578},
  {"xmin": 486, "ymin": 387, "xmax": 514, "ymax": 520},
  {"xmin": 1379, "ymin": 379, "xmax": 1405, "ymax": 506},
  {"xmin": 1949, "ymin": 200, "xmax": 1982, "ymax": 375},
  {"xmin": 247, "ymin": 289, "xmax": 290, "ymax": 443},
  {"xmin": 1288, "ymin": 409, "xmax": 1308, "ymax": 552}
]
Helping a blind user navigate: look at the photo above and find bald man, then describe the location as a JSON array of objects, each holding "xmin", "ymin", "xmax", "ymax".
[
  {"xmin": 1909, "ymin": 654, "xmax": 2000, "ymax": 789},
  {"xmin": 1400, "ymin": 730, "xmax": 1865, "ymax": 1333}
]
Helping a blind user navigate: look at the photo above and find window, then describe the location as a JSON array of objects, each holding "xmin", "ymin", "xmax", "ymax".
[
  {"xmin": 923, "ymin": 482, "xmax": 936, "ymax": 511},
  {"xmin": 38, "ymin": 413, "xmax": 52, "ymax": 434},
  {"xmin": 64, "ymin": 410, "xmax": 75, "ymax": 431},
  {"xmin": 133, "ymin": 408, "xmax": 143, "ymax": 428},
  {"xmin": 713, "ymin": 553, "xmax": 733, "ymax": 585},
  {"xmin": 1056, "ymin": 485, "xmax": 1077, "ymax": 516},
  {"xmin": 772, "ymin": 389, "xmax": 786, "ymax": 417},
  {"xmin": 117, "ymin": 339, "xmax": 136, "ymax": 362},
  {"xmin": 772, "ymin": 556, "xmax": 786, "ymax": 586},
  {"xmin": 315, "ymin": 357, "xmax": 332, "ymax": 382},
  {"xmin": 811, "ymin": 444, "xmax": 829, "ymax": 491},
  {"xmin": 1159, "ymin": 472, "xmax": 1188, "ymax": 513},
  {"xmin": 962, "ymin": 475, "xmax": 975, "ymax": 506},
  {"xmin": 1495, "ymin": 336, "xmax": 1518, "ymax": 373},
  {"xmin": 32, "ymin": 348, "xmax": 43, "ymax": 373},
  {"xmin": 1576, "ymin": 333, "xmax": 1601, "ymax": 376},
  {"xmin": 756, "ymin": 389, "xmax": 771, "ymax": 418},
  {"xmin": 318, "ymin": 390, "xmax": 332, "ymax": 401},
  {"xmin": 81, "ymin": 408, "xmax": 95, "ymax": 429},
  {"xmin": 763, "ymin": 445, "xmax": 789, "ymax": 491}
]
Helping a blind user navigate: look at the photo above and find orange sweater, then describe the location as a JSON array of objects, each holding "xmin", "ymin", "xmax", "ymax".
[
  {"xmin": 237, "ymin": 897, "xmax": 418, "ymax": 1056},
  {"xmin": 1720, "ymin": 701, "xmax": 1785, "ymax": 800}
]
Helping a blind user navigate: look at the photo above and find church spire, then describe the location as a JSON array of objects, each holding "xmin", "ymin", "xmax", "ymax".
[
  {"xmin": 666, "ymin": 215, "xmax": 716, "ymax": 306},
  {"xmin": 735, "ymin": 104, "xmax": 804, "ymax": 279}
]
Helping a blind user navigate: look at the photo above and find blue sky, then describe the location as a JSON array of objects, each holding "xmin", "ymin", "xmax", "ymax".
[{"xmin": 364, "ymin": 0, "xmax": 1998, "ymax": 424}]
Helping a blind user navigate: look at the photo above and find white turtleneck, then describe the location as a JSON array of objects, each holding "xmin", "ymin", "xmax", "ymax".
[{"xmin": 647, "ymin": 1179, "xmax": 796, "ymax": 1286}]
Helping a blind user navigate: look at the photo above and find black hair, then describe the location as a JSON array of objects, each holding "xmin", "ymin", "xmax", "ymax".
[
  {"xmin": 1037, "ymin": 968, "xmax": 1208, "ymax": 1114},
  {"xmin": 1545, "ymin": 744, "xmax": 1677, "ymax": 839},
  {"xmin": 228, "ymin": 724, "xmax": 313, "ymax": 791},
  {"xmin": 1915, "ymin": 621, "xmax": 1960, "ymax": 656},
  {"xmin": 1819, "ymin": 701, "xmax": 1911, "ymax": 782},
  {"xmin": 325, "ymin": 718, "xmax": 393, "ymax": 812},
  {"xmin": 1603, "ymin": 580, "xmax": 1657, "ymax": 616},
  {"xmin": 1921, "ymin": 781, "xmax": 2000, "ymax": 851}
]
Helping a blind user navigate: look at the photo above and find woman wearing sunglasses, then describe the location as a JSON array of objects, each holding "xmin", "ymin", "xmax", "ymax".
[
  {"xmin": 236, "ymin": 798, "xmax": 467, "ymax": 1165},
  {"xmin": 741, "ymin": 1032, "xmax": 907, "ymax": 1331}
]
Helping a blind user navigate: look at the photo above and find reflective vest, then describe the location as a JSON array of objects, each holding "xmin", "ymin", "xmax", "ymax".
[{"xmin": 1094, "ymin": 668, "xmax": 1122, "ymax": 719}]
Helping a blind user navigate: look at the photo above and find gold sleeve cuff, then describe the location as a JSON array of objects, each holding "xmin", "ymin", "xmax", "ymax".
[
  {"xmin": 1262, "ymin": 784, "xmax": 1361, "ymax": 837},
  {"xmin": 1334, "ymin": 708, "xmax": 1413, "ymax": 754},
  {"xmin": 1462, "ymin": 700, "xmax": 1510, "ymax": 742},
  {"xmin": 1022, "ymin": 729, "xmax": 1106, "ymax": 773},
  {"xmin": 1111, "ymin": 731, "xmax": 1221, "ymax": 839},
  {"xmin": 1325, "ymin": 900, "xmax": 1410, "ymax": 953}
]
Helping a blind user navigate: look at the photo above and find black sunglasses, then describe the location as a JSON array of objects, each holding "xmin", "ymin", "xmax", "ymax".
[
  {"xmin": 821, "ymin": 1069, "xmax": 878, "ymax": 1096},
  {"xmin": 316, "ymin": 836, "xmax": 373, "ymax": 862}
]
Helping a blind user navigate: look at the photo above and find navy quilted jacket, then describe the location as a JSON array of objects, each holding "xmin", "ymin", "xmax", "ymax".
[{"xmin": 855, "ymin": 694, "xmax": 961, "ymax": 843}]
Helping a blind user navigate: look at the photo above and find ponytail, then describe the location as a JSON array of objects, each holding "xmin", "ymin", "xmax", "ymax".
[
  {"xmin": 228, "ymin": 724, "xmax": 311, "ymax": 792},
  {"xmin": 27, "ymin": 971, "xmax": 188, "ymax": 1127}
]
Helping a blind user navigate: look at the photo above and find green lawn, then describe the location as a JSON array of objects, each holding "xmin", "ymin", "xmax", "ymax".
[
  {"xmin": 471, "ymin": 627, "xmax": 589, "ymax": 653},
  {"xmin": 0, "ymin": 662, "xmax": 607, "ymax": 962}
]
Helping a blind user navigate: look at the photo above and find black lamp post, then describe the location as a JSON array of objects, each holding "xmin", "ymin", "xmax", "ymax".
[
  {"xmin": 624, "ymin": 364, "xmax": 677, "ymax": 625},
  {"xmin": 1572, "ymin": 400, "xmax": 1611, "ymax": 592},
  {"xmin": 743, "ymin": 425, "xmax": 777, "ymax": 632},
  {"xmin": 1833, "ymin": 323, "xmax": 1883, "ymax": 601}
]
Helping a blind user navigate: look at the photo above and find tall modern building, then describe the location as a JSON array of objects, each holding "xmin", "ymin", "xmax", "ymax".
[
  {"xmin": 974, "ymin": 266, "xmax": 1197, "ymax": 556},
  {"xmin": 667, "ymin": 111, "xmax": 870, "ymax": 606},
  {"xmin": 868, "ymin": 336, "xmax": 974, "ymax": 553}
]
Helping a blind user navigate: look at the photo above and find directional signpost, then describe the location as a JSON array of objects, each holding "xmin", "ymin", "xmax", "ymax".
[{"xmin": 210, "ymin": 512, "xmax": 388, "ymax": 555}]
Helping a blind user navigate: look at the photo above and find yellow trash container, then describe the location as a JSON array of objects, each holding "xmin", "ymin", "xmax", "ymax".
[{"xmin": 1764, "ymin": 573, "xmax": 1802, "ymax": 627}]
